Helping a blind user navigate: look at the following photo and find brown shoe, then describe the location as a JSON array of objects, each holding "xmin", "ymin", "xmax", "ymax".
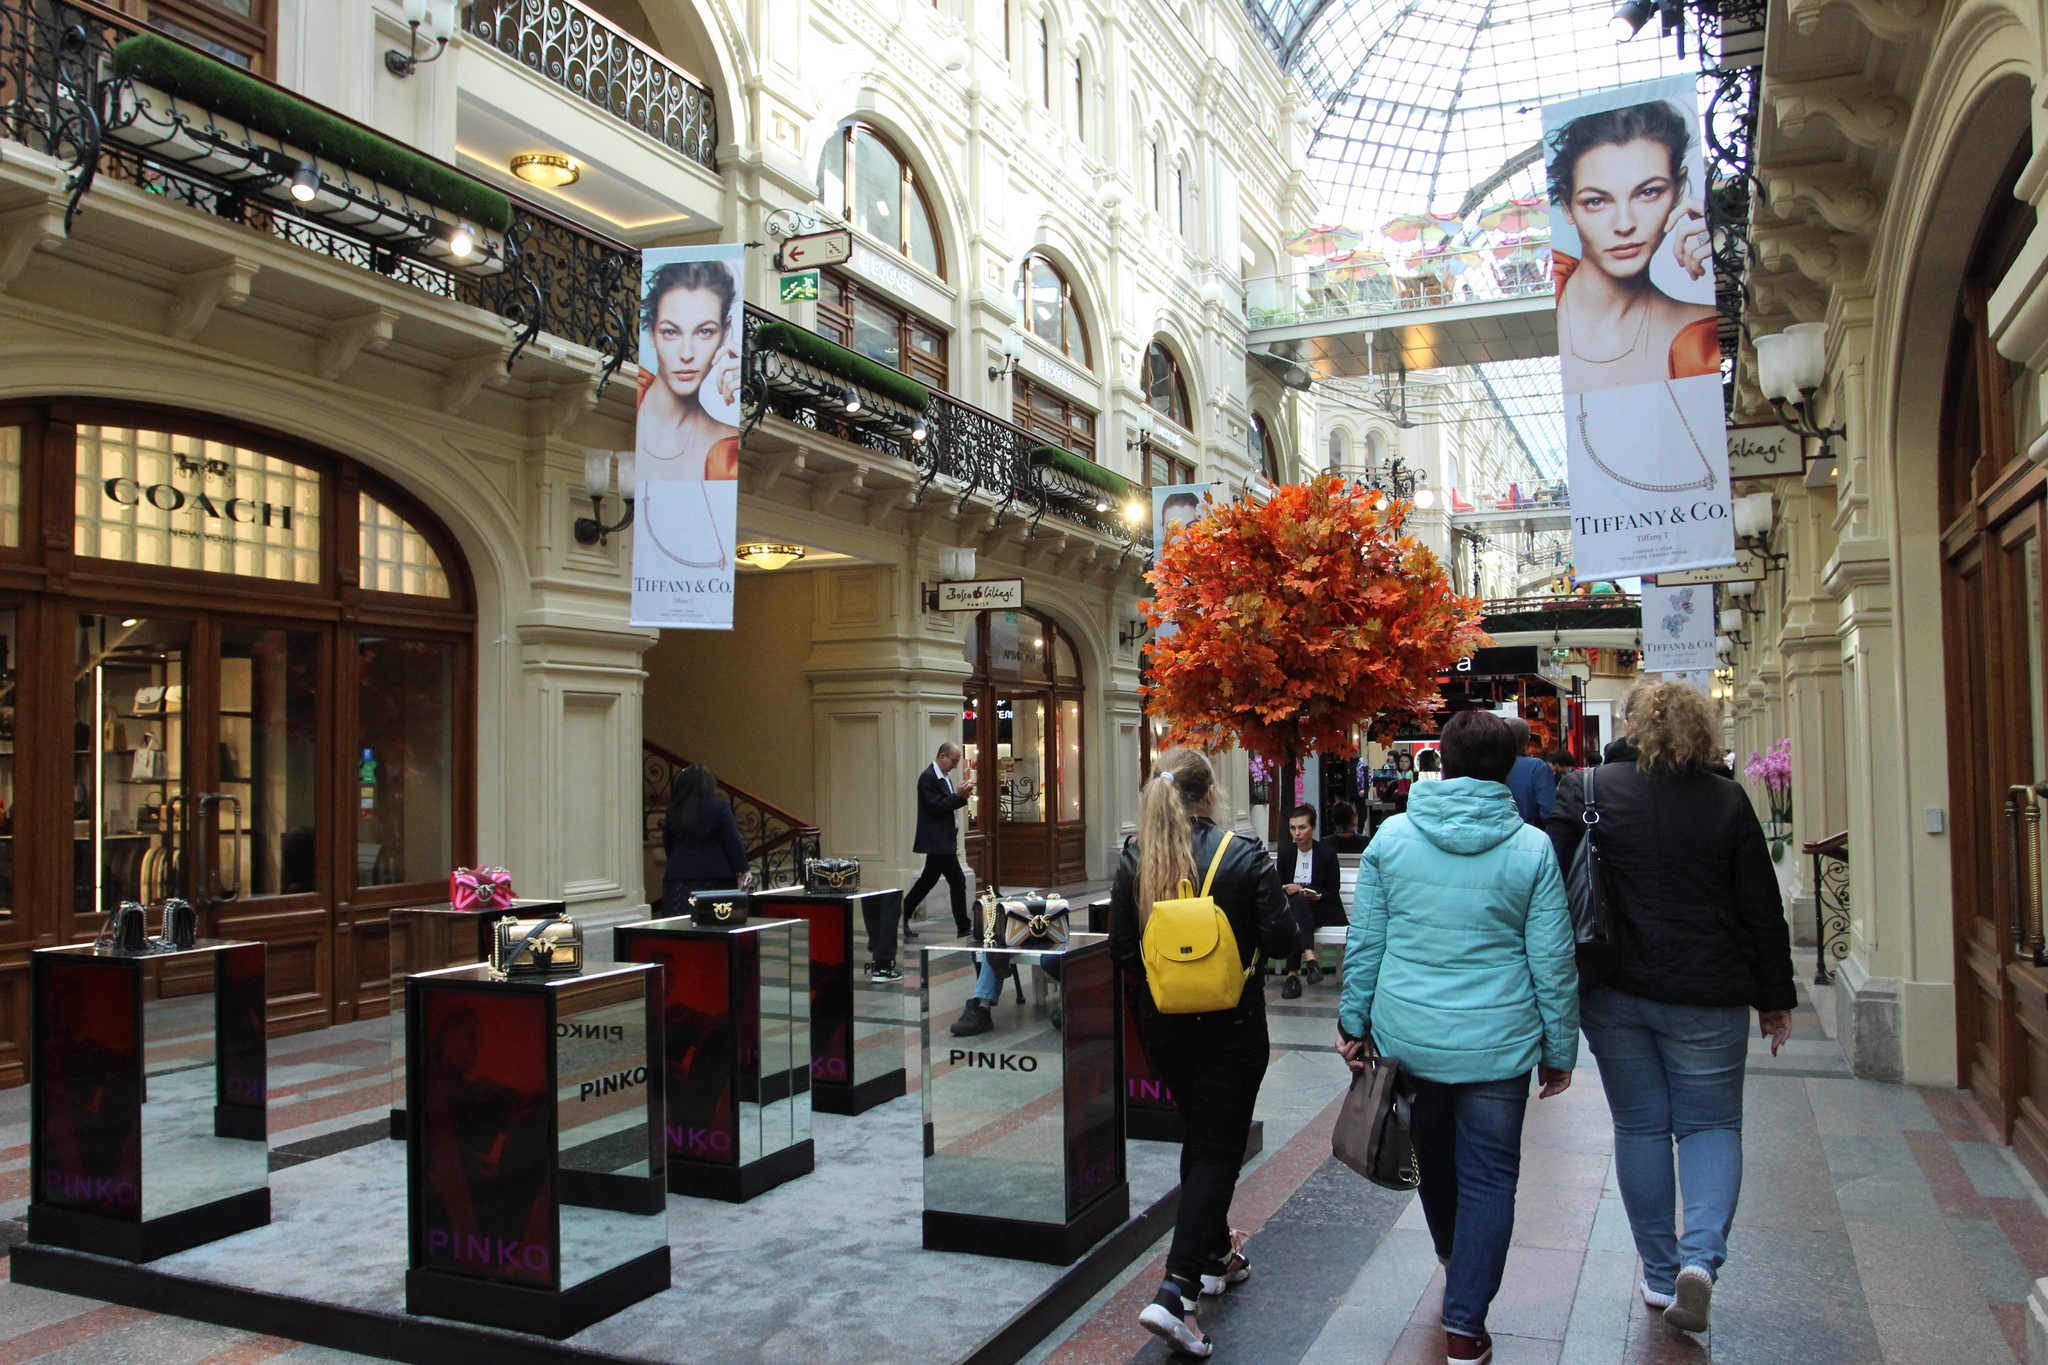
[{"xmin": 1445, "ymin": 1331, "xmax": 1493, "ymax": 1364}]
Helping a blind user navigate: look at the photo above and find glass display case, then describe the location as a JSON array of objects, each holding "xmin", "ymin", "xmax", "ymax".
[
  {"xmin": 386, "ymin": 898, "xmax": 567, "ymax": 1139},
  {"xmin": 74, "ymin": 616, "xmax": 190, "ymax": 915},
  {"xmin": 752, "ymin": 888, "xmax": 907, "ymax": 1115},
  {"xmin": 29, "ymin": 940, "xmax": 269, "ymax": 1261},
  {"xmin": 613, "ymin": 917, "xmax": 813, "ymax": 1202},
  {"xmin": 404, "ymin": 961, "xmax": 667, "ymax": 1340},
  {"xmin": 920, "ymin": 934, "xmax": 1126, "ymax": 1264}
]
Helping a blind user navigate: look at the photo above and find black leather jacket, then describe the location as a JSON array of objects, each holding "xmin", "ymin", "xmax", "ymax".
[{"xmin": 1109, "ymin": 818, "xmax": 1296, "ymax": 1019}]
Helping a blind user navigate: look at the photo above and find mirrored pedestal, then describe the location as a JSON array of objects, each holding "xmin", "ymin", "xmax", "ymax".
[
  {"xmin": 387, "ymin": 899, "xmax": 567, "ymax": 1140},
  {"xmin": 613, "ymin": 918, "xmax": 813, "ymax": 1202},
  {"xmin": 30, "ymin": 940, "xmax": 269, "ymax": 1261},
  {"xmin": 404, "ymin": 961, "xmax": 667, "ymax": 1340},
  {"xmin": 921, "ymin": 935, "xmax": 1126, "ymax": 1265},
  {"xmin": 753, "ymin": 889, "xmax": 907, "ymax": 1115}
]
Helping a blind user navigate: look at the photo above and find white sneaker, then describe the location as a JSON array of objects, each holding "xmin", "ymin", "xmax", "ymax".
[
  {"xmin": 1663, "ymin": 1265, "xmax": 1712, "ymax": 1333},
  {"xmin": 1138, "ymin": 1284, "xmax": 1213, "ymax": 1357},
  {"xmin": 1199, "ymin": 1249, "xmax": 1250, "ymax": 1296},
  {"xmin": 1640, "ymin": 1279, "xmax": 1675, "ymax": 1310}
]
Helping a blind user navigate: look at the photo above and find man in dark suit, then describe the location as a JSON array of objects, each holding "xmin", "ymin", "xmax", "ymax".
[
  {"xmin": 1279, "ymin": 803, "xmax": 1343, "ymax": 997},
  {"xmin": 906, "ymin": 741, "xmax": 976, "ymax": 938}
]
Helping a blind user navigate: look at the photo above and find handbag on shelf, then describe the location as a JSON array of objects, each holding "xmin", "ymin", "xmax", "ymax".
[
  {"xmin": 805, "ymin": 857, "xmax": 861, "ymax": 894},
  {"xmin": 690, "ymin": 890, "xmax": 752, "ymax": 927},
  {"xmin": 979, "ymin": 889, "xmax": 1072, "ymax": 950},
  {"xmin": 1566, "ymin": 768, "xmax": 1620, "ymax": 992},
  {"xmin": 490, "ymin": 911, "xmax": 582, "ymax": 977},
  {"xmin": 131, "ymin": 731, "xmax": 166, "ymax": 781},
  {"xmin": 1332, "ymin": 1048, "xmax": 1420, "ymax": 1191},
  {"xmin": 450, "ymin": 866, "xmax": 516, "ymax": 911},
  {"xmin": 133, "ymin": 685, "xmax": 164, "ymax": 713},
  {"xmin": 96, "ymin": 901, "xmax": 150, "ymax": 954},
  {"xmin": 155, "ymin": 898, "xmax": 196, "ymax": 952}
]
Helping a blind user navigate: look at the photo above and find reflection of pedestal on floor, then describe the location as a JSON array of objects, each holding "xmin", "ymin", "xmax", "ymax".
[
  {"xmin": 404, "ymin": 961, "xmax": 667, "ymax": 1340},
  {"xmin": 614, "ymin": 917, "xmax": 814, "ymax": 1202},
  {"xmin": 921, "ymin": 935, "xmax": 1127, "ymax": 1265},
  {"xmin": 29, "ymin": 940, "xmax": 269, "ymax": 1261},
  {"xmin": 387, "ymin": 899, "xmax": 566, "ymax": 1140},
  {"xmin": 754, "ymin": 889, "xmax": 907, "ymax": 1115}
]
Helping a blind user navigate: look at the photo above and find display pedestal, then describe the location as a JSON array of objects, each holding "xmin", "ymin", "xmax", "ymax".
[
  {"xmin": 921, "ymin": 934, "xmax": 1126, "ymax": 1265},
  {"xmin": 29, "ymin": 940, "xmax": 269, "ymax": 1262},
  {"xmin": 387, "ymin": 898, "xmax": 566, "ymax": 1140},
  {"xmin": 404, "ymin": 961, "xmax": 667, "ymax": 1339},
  {"xmin": 614, "ymin": 917, "xmax": 814, "ymax": 1203},
  {"xmin": 753, "ymin": 888, "xmax": 907, "ymax": 1115}
]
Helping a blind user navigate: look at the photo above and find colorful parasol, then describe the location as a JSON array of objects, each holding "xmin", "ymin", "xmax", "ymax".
[
  {"xmin": 1321, "ymin": 252, "xmax": 1390, "ymax": 283},
  {"xmin": 1380, "ymin": 212, "xmax": 1464, "ymax": 244},
  {"xmin": 1477, "ymin": 195, "xmax": 1550, "ymax": 233},
  {"xmin": 1284, "ymin": 224, "xmax": 1365, "ymax": 258}
]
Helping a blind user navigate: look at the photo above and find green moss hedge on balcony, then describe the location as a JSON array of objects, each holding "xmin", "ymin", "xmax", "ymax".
[
  {"xmin": 1030, "ymin": 445, "xmax": 1133, "ymax": 499},
  {"xmin": 750, "ymin": 321, "xmax": 930, "ymax": 412},
  {"xmin": 1480, "ymin": 604, "xmax": 1642, "ymax": 635},
  {"xmin": 109, "ymin": 34, "xmax": 513, "ymax": 233}
]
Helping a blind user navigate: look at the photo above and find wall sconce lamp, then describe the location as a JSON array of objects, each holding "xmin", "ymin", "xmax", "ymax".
[
  {"xmin": 1119, "ymin": 616, "xmax": 1151, "ymax": 649},
  {"xmin": 386, "ymin": 0, "xmax": 457, "ymax": 77},
  {"xmin": 1731, "ymin": 490, "xmax": 1787, "ymax": 568},
  {"xmin": 1125, "ymin": 407, "xmax": 1157, "ymax": 453},
  {"xmin": 987, "ymin": 329, "xmax": 1025, "ymax": 382},
  {"xmin": 576, "ymin": 449, "xmax": 636, "ymax": 546},
  {"xmin": 1752, "ymin": 322, "xmax": 1846, "ymax": 464}
]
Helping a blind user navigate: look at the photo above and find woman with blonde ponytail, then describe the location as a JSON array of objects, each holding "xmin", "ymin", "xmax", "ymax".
[{"xmin": 1110, "ymin": 748, "xmax": 1294, "ymax": 1357}]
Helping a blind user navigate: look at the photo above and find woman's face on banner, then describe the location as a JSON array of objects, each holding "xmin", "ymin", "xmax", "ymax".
[
  {"xmin": 651, "ymin": 286, "xmax": 728, "ymax": 402},
  {"xmin": 1564, "ymin": 136, "xmax": 1681, "ymax": 282}
]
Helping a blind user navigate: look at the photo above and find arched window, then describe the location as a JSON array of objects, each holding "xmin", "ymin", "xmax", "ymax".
[
  {"xmin": 1327, "ymin": 429, "xmax": 1348, "ymax": 468},
  {"xmin": 1173, "ymin": 164, "xmax": 1186, "ymax": 235},
  {"xmin": 817, "ymin": 122, "xmax": 943, "ymax": 278},
  {"xmin": 1249, "ymin": 414, "xmax": 1280, "ymax": 483},
  {"xmin": 1072, "ymin": 57, "xmax": 1086, "ymax": 140},
  {"xmin": 1143, "ymin": 341, "xmax": 1190, "ymax": 429},
  {"xmin": 1015, "ymin": 253, "xmax": 1090, "ymax": 367},
  {"xmin": 360, "ymin": 491, "xmax": 450, "ymax": 597},
  {"xmin": 1035, "ymin": 16, "xmax": 1051, "ymax": 107},
  {"xmin": 1149, "ymin": 139, "xmax": 1161, "ymax": 210},
  {"xmin": 1365, "ymin": 429, "xmax": 1384, "ymax": 470}
]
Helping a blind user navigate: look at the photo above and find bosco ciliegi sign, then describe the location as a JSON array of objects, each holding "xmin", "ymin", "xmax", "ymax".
[
  {"xmin": 1546, "ymin": 75, "xmax": 1734, "ymax": 580},
  {"xmin": 632, "ymin": 243, "xmax": 745, "ymax": 629}
]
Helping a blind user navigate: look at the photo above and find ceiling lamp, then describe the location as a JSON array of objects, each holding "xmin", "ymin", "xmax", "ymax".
[
  {"xmin": 510, "ymin": 153, "xmax": 580, "ymax": 189},
  {"xmin": 737, "ymin": 543, "xmax": 807, "ymax": 572},
  {"xmin": 1609, "ymin": 0, "xmax": 1656, "ymax": 39}
]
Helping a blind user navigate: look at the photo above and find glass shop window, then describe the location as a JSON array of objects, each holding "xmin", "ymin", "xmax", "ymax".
[
  {"xmin": 359, "ymin": 493, "xmax": 451, "ymax": 597},
  {"xmin": 357, "ymin": 636, "xmax": 454, "ymax": 889},
  {"xmin": 0, "ymin": 425, "xmax": 19, "ymax": 547},
  {"xmin": 219, "ymin": 626, "xmax": 320, "ymax": 897},
  {"xmin": 74, "ymin": 425, "xmax": 320, "ymax": 583}
]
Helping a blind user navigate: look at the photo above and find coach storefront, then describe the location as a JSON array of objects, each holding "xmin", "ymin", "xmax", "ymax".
[{"xmin": 0, "ymin": 401, "xmax": 478, "ymax": 1076}]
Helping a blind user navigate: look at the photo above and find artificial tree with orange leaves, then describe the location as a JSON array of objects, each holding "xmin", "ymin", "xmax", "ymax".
[{"xmin": 1140, "ymin": 476, "xmax": 1488, "ymax": 771}]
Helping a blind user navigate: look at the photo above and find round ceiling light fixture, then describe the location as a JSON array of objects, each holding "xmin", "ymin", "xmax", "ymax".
[
  {"xmin": 737, "ymin": 543, "xmax": 807, "ymax": 572},
  {"xmin": 510, "ymin": 153, "xmax": 580, "ymax": 189}
]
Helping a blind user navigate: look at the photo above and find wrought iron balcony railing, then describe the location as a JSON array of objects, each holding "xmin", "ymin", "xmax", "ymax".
[
  {"xmin": 1802, "ymin": 830, "xmax": 1849, "ymax": 985},
  {"xmin": 741, "ymin": 306, "xmax": 1140, "ymax": 544},
  {"xmin": 464, "ymin": 0, "xmax": 718, "ymax": 173},
  {"xmin": 0, "ymin": 0, "xmax": 639, "ymax": 379}
]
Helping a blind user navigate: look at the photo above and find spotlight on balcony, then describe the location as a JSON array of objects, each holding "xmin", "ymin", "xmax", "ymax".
[
  {"xmin": 1609, "ymin": 0, "xmax": 1656, "ymax": 39},
  {"xmin": 289, "ymin": 159, "xmax": 319, "ymax": 203},
  {"xmin": 510, "ymin": 153, "xmax": 580, "ymax": 189},
  {"xmin": 447, "ymin": 222, "xmax": 475, "ymax": 259},
  {"xmin": 843, "ymin": 387, "xmax": 862, "ymax": 414},
  {"xmin": 1095, "ymin": 498, "xmax": 1110, "ymax": 512},
  {"xmin": 911, "ymin": 420, "xmax": 929, "ymax": 442}
]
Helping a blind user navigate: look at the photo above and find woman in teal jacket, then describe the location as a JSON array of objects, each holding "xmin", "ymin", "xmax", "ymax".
[{"xmin": 1337, "ymin": 710, "xmax": 1578, "ymax": 1365}]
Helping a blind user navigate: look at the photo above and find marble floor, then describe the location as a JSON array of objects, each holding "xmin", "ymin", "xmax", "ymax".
[{"xmin": 0, "ymin": 947, "xmax": 2039, "ymax": 1365}]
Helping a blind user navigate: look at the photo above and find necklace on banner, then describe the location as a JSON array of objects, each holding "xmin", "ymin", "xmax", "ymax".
[
  {"xmin": 645, "ymin": 481, "xmax": 730, "ymax": 570},
  {"xmin": 1574, "ymin": 382, "xmax": 1717, "ymax": 494}
]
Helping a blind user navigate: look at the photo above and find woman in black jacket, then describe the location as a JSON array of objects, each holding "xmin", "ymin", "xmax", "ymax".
[
  {"xmin": 661, "ymin": 764, "xmax": 751, "ymax": 914},
  {"xmin": 1109, "ymin": 747, "xmax": 1294, "ymax": 1358},
  {"xmin": 1547, "ymin": 681, "xmax": 1795, "ymax": 1337}
]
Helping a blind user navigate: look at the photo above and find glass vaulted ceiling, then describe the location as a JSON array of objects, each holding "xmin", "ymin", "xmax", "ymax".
[{"xmin": 1250, "ymin": 0, "xmax": 1696, "ymax": 236}]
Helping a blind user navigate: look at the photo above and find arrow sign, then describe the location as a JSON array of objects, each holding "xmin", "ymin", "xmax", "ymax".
[{"xmin": 777, "ymin": 229, "xmax": 853, "ymax": 272}]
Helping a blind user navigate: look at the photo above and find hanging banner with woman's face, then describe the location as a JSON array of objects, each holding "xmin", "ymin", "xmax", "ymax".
[
  {"xmin": 632, "ymin": 244, "xmax": 744, "ymax": 629},
  {"xmin": 1546, "ymin": 75, "xmax": 1734, "ymax": 580},
  {"xmin": 1149, "ymin": 482, "xmax": 1213, "ymax": 641}
]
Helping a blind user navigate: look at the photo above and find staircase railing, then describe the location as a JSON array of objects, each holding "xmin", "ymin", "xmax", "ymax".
[
  {"xmin": 643, "ymin": 739, "xmax": 819, "ymax": 895},
  {"xmin": 1802, "ymin": 831, "xmax": 1849, "ymax": 985}
]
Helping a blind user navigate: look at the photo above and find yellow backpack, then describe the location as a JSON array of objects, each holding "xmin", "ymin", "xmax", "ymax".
[{"xmin": 1140, "ymin": 834, "xmax": 1250, "ymax": 1013}]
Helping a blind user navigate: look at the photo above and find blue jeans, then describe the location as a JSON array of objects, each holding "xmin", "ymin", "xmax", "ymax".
[
  {"xmin": 1580, "ymin": 986, "xmax": 1749, "ymax": 1291},
  {"xmin": 1409, "ymin": 1073, "xmax": 1530, "ymax": 1338},
  {"xmin": 974, "ymin": 956, "xmax": 1003, "ymax": 1002}
]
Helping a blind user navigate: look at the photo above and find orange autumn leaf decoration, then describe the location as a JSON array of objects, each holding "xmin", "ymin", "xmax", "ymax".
[{"xmin": 1141, "ymin": 476, "xmax": 1488, "ymax": 764}]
